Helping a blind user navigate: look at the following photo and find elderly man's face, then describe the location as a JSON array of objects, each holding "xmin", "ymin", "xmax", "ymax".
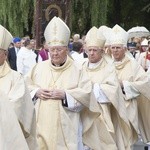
[
  {"xmin": 0, "ymin": 49, "xmax": 7, "ymax": 66},
  {"xmin": 111, "ymin": 44, "xmax": 126, "ymax": 61},
  {"xmin": 49, "ymin": 46, "xmax": 68, "ymax": 65},
  {"xmin": 86, "ymin": 46, "xmax": 103, "ymax": 63}
]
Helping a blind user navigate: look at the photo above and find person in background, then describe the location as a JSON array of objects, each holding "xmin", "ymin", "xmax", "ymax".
[
  {"xmin": 68, "ymin": 39, "xmax": 73, "ymax": 52},
  {"xmin": 140, "ymin": 38, "xmax": 149, "ymax": 52},
  {"xmin": 0, "ymin": 24, "xmax": 37, "ymax": 149},
  {"xmin": 132, "ymin": 37, "xmax": 141, "ymax": 54},
  {"xmin": 127, "ymin": 42, "xmax": 140, "ymax": 61},
  {"xmin": 30, "ymin": 39, "xmax": 42, "ymax": 62},
  {"xmin": 70, "ymin": 41, "xmax": 87, "ymax": 65},
  {"xmin": 8, "ymin": 37, "xmax": 21, "ymax": 71},
  {"xmin": 81, "ymin": 35, "xmax": 88, "ymax": 58},
  {"xmin": 20, "ymin": 38, "xmax": 26, "ymax": 47},
  {"xmin": 138, "ymin": 39, "xmax": 150, "ymax": 71},
  {"xmin": 17, "ymin": 39, "xmax": 37, "ymax": 75},
  {"xmin": 9, "ymin": 42, "xmax": 14, "ymax": 48},
  {"xmin": 73, "ymin": 33, "xmax": 80, "ymax": 42},
  {"xmin": 146, "ymin": 40, "xmax": 150, "ymax": 74},
  {"xmin": 38, "ymin": 41, "xmax": 50, "ymax": 61}
]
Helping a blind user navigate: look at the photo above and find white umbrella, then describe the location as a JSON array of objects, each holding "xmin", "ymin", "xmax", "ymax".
[{"xmin": 127, "ymin": 26, "xmax": 150, "ymax": 38}]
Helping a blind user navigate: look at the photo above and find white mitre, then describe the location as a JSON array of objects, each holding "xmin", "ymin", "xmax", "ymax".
[
  {"xmin": 109, "ymin": 24, "xmax": 128, "ymax": 46},
  {"xmin": 44, "ymin": 16, "xmax": 70, "ymax": 46},
  {"xmin": 0, "ymin": 24, "xmax": 13, "ymax": 50},
  {"xmin": 85, "ymin": 26, "xmax": 106, "ymax": 48},
  {"xmin": 99, "ymin": 25, "xmax": 112, "ymax": 46}
]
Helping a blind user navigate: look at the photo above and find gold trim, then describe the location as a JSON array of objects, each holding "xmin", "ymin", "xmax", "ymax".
[{"xmin": 48, "ymin": 39, "xmax": 65, "ymax": 45}]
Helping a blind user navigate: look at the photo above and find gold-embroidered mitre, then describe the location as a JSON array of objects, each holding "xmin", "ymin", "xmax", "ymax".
[
  {"xmin": 99, "ymin": 25, "xmax": 112, "ymax": 46},
  {"xmin": 110, "ymin": 24, "xmax": 128, "ymax": 46},
  {"xmin": 85, "ymin": 26, "xmax": 106, "ymax": 48},
  {"xmin": 44, "ymin": 16, "xmax": 70, "ymax": 47},
  {"xmin": 0, "ymin": 24, "xmax": 13, "ymax": 50}
]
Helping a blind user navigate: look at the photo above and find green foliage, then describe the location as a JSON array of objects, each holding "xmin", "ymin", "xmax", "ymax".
[
  {"xmin": 120, "ymin": 0, "xmax": 149, "ymax": 30},
  {"xmin": 71, "ymin": 0, "xmax": 89, "ymax": 35},
  {"xmin": 0, "ymin": 0, "xmax": 149, "ymax": 38},
  {"xmin": 90, "ymin": 0, "xmax": 108, "ymax": 27},
  {"xmin": 71, "ymin": 0, "xmax": 108, "ymax": 36},
  {"xmin": 107, "ymin": 0, "xmax": 150, "ymax": 31},
  {"xmin": 0, "ymin": 0, "xmax": 34, "ymax": 37},
  {"xmin": 142, "ymin": 3, "xmax": 150, "ymax": 12}
]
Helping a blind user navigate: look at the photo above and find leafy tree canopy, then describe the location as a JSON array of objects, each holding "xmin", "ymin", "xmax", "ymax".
[{"xmin": 0, "ymin": 0, "xmax": 34, "ymax": 37}]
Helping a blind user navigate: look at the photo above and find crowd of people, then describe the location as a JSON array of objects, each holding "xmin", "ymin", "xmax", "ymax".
[{"xmin": 0, "ymin": 16, "xmax": 150, "ymax": 150}]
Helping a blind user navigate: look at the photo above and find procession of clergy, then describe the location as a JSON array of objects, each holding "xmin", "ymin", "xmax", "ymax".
[{"xmin": 0, "ymin": 16, "xmax": 150, "ymax": 150}]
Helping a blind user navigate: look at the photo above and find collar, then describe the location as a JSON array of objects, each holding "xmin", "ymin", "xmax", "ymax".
[
  {"xmin": 51, "ymin": 58, "xmax": 66, "ymax": 67},
  {"xmin": 50, "ymin": 56, "xmax": 73, "ymax": 71},
  {"xmin": 114, "ymin": 55, "xmax": 130, "ymax": 70},
  {"xmin": 88, "ymin": 59, "xmax": 103, "ymax": 69},
  {"xmin": 0, "ymin": 61, "xmax": 11, "ymax": 78}
]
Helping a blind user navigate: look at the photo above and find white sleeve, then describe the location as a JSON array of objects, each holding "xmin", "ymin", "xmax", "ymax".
[
  {"xmin": 137, "ymin": 54, "xmax": 143, "ymax": 65},
  {"xmin": 38, "ymin": 55, "xmax": 42, "ymax": 62},
  {"xmin": 17, "ymin": 52, "xmax": 24, "ymax": 74},
  {"xmin": 64, "ymin": 92, "xmax": 84, "ymax": 112},
  {"xmin": 93, "ymin": 83, "xmax": 110, "ymax": 103},
  {"xmin": 135, "ymin": 52, "xmax": 140, "ymax": 61},
  {"xmin": 147, "ymin": 65, "xmax": 150, "ymax": 73},
  {"xmin": 122, "ymin": 80, "xmax": 140, "ymax": 100},
  {"xmin": 30, "ymin": 88, "xmax": 39, "ymax": 99},
  {"xmin": 30, "ymin": 88, "xmax": 40, "ymax": 104}
]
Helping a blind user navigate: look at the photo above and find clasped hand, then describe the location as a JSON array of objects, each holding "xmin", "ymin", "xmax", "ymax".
[{"xmin": 36, "ymin": 88, "xmax": 65, "ymax": 100}]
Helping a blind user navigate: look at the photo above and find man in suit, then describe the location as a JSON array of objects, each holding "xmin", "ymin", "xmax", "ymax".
[
  {"xmin": 127, "ymin": 42, "xmax": 140, "ymax": 61},
  {"xmin": 8, "ymin": 37, "xmax": 21, "ymax": 71}
]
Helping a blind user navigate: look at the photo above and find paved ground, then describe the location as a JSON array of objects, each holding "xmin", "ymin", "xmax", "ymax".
[{"xmin": 133, "ymin": 139, "xmax": 148, "ymax": 150}]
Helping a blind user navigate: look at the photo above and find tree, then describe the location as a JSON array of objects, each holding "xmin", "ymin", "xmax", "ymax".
[
  {"xmin": 107, "ymin": 0, "xmax": 150, "ymax": 31},
  {"xmin": 71, "ymin": 0, "xmax": 108, "ymax": 36},
  {"xmin": 0, "ymin": 0, "xmax": 34, "ymax": 37},
  {"xmin": 0, "ymin": 0, "xmax": 149, "ymax": 38},
  {"xmin": 142, "ymin": 3, "xmax": 150, "ymax": 12}
]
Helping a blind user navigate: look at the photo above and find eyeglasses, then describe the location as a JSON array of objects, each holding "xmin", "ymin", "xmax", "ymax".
[
  {"xmin": 111, "ymin": 46, "xmax": 123, "ymax": 50},
  {"xmin": 49, "ymin": 46, "xmax": 67, "ymax": 52},
  {"xmin": 87, "ymin": 48, "xmax": 103, "ymax": 53}
]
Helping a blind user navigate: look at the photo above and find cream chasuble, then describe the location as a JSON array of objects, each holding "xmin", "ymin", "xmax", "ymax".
[
  {"xmin": 82, "ymin": 56, "xmax": 131, "ymax": 150},
  {"xmin": 0, "ymin": 91, "xmax": 29, "ymax": 150},
  {"xmin": 0, "ymin": 61, "xmax": 37, "ymax": 150},
  {"xmin": 25, "ymin": 56, "xmax": 98, "ymax": 150},
  {"xmin": 114, "ymin": 54, "xmax": 150, "ymax": 144}
]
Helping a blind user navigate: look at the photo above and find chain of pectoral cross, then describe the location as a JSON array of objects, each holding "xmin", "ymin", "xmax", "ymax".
[{"xmin": 49, "ymin": 69, "xmax": 64, "ymax": 89}]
